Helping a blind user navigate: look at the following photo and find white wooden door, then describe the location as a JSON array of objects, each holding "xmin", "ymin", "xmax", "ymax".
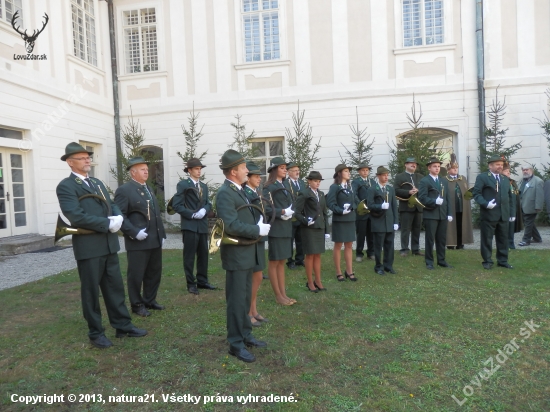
[{"xmin": 0, "ymin": 149, "xmax": 29, "ymax": 238}]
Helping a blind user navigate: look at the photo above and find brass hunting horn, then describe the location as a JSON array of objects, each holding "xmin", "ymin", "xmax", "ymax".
[{"xmin": 395, "ymin": 182, "xmax": 426, "ymax": 209}]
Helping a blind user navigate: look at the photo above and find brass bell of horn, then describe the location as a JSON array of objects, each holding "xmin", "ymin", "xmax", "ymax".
[{"xmin": 356, "ymin": 199, "xmax": 370, "ymax": 216}]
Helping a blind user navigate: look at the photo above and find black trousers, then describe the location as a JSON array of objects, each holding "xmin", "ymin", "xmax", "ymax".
[
  {"xmin": 225, "ymin": 269, "xmax": 253, "ymax": 350},
  {"xmin": 76, "ymin": 253, "xmax": 133, "ymax": 339},
  {"xmin": 424, "ymin": 219, "xmax": 448, "ymax": 266},
  {"xmin": 288, "ymin": 223, "xmax": 304, "ymax": 265},
  {"xmin": 182, "ymin": 230, "xmax": 209, "ymax": 287},
  {"xmin": 127, "ymin": 247, "xmax": 162, "ymax": 308},
  {"xmin": 355, "ymin": 218, "xmax": 374, "ymax": 257},
  {"xmin": 373, "ymin": 231, "xmax": 395, "ymax": 271},
  {"xmin": 480, "ymin": 219, "xmax": 509, "ymax": 265},
  {"xmin": 508, "ymin": 221, "xmax": 515, "ymax": 248},
  {"xmin": 399, "ymin": 211, "xmax": 422, "ymax": 253},
  {"xmin": 522, "ymin": 213, "xmax": 542, "ymax": 243}
]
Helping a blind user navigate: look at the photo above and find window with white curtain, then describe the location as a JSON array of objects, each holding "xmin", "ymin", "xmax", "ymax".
[
  {"xmin": 71, "ymin": 0, "xmax": 98, "ymax": 66},
  {"xmin": 0, "ymin": 0, "xmax": 23, "ymax": 26},
  {"xmin": 123, "ymin": 8, "xmax": 158, "ymax": 74},
  {"xmin": 242, "ymin": 0, "xmax": 280, "ymax": 63},
  {"xmin": 403, "ymin": 0, "xmax": 444, "ymax": 47}
]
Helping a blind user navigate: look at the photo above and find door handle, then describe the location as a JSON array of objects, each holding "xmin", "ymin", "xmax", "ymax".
[{"xmin": 6, "ymin": 192, "xmax": 9, "ymax": 201}]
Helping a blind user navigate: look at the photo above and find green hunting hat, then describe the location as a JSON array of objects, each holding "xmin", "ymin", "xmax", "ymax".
[
  {"xmin": 356, "ymin": 163, "xmax": 371, "ymax": 171},
  {"xmin": 126, "ymin": 156, "xmax": 149, "ymax": 171},
  {"xmin": 246, "ymin": 161, "xmax": 262, "ymax": 175},
  {"xmin": 219, "ymin": 150, "xmax": 245, "ymax": 170},
  {"xmin": 426, "ymin": 157, "xmax": 442, "ymax": 166},
  {"xmin": 404, "ymin": 157, "xmax": 418, "ymax": 164},
  {"xmin": 287, "ymin": 162, "xmax": 300, "ymax": 169},
  {"xmin": 185, "ymin": 158, "xmax": 207, "ymax": 173},
  {"xmin": 267, "ymin": 156, "xmax": 290, "ymax": 172},
  {"xmin": 333, "ymin": 164, "xmax": 351, "ymax": 178},
  {"xmin": 61, "ymin": 142, "xmax": 93, "ymax": 161},
  {"xmin": 305, "ymin": 171, "xmax": 323, "ymax": 180},
  {"xmin": 376, "ymin": 165, "xmax": 390, "ymax": 175},
  {"xmin": 487, "ymin": 154, "xmax": 504, "ymax": 164}
]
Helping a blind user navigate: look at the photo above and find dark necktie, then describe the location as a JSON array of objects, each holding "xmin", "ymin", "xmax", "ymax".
[{"xmin": 85, "ymin": 178, "xmax": 98, "ymax": 194}]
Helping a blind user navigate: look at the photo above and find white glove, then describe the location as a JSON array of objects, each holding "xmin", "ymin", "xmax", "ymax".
[
  {"xmin": 281, "ymin": 215, "xmax": 291, "ymax": 221},
  {"xmin": 325, "ymin": 234, "xmax": 331, "ymax": 239},
  {"xmin": 343, "ymin": 203, "xmax": 350, "ymax": 211},
  {"xmin": 284, "ymin": 206, "xmax": 295, "ymax": 218},
  {"xmin": 435, "ymin": 197, "xmax": 444, "ymax": 205},
  {"xmin": 308, "ymin": 217, "xmax": 315, "ymax": 226},
  {"xmin": 393, "ymin": 224, "xmax": 399, "ymax": 231},
  {"xmin": 135, "ymin": 228, "xmax": 148, "ymax": 240},
  {"xmin": 108, "ymin": 215, "xmax": 123, "ymax": 233},
  {"xmin": 193, "ymin": 208, "xmax": 206, "ymax": 219},
  {"xmin": 448, "ymin": 216, "xmax": 453, "ymax": 222},
  {"xmin": 381, "ymin": 202, "xmax": 389, "ymax": 210},
  {"xmin": 509, "ymin": 217, "xmax": 516, "ymax": 222},
  {"xmin": 162, "ymin": 238, "xmax": 165, "ymax": 246},
  {"xmin": 487, "ymin": 199, "xmax": 497, "ymax": 209},
  {"xmin": 257, "ymin": 215, "xmax": 271, "ymax": 236},
  {"xmin": 342, "ymin": 209, "xmax": 351, "ymax": 215}
]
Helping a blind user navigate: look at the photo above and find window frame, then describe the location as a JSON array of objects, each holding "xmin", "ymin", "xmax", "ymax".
[
  {"xmin": 79, "ymin": 141, "xmax": 100, "ymax": 179},
  {"xmin": 70, "ymin": 0, "xmax": 98, "ymax": 67},
  {"xmin": 399, "ymin": 0, "xmax": 449, "ymax": 49},
  {"xmin": 250, "ymin": 137, "xmax": 285, "ymax": 184},
  {"xmin": 0, "ymin": 0, "xmax": 23, "ymax": 27}
]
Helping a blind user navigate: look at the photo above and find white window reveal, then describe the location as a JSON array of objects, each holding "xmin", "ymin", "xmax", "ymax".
[
  {"xmin": 0, "ymin": 0, "xmax": 23, "ymax": 26},
  {"xmin": 123, "ymin": 8, "xmax": 158, "ymax": 74},
  {"xmin": 242, "ymin": 0, "xmax": 280, "ymax": 63},
  {"xmin": 403, "ymin": 0, "xmax": 444, "ymax": 47},
  {"xmin": 71, "ymin": 0, "xmax": 98, "ymax": 66},
  {"xmin": 251, "ymin": 137, "xmax": 284, "ymax": 184}
]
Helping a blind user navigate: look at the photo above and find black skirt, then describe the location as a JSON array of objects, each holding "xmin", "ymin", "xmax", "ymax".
[
  {"xmin": 268, "ymin": 236, "xmax": 291, "ymax": 261},
  {"xmin": 331, "ymin": 221, "xmax": 356, "ymax": 243},
  {"xmin": 301, "ymin": 227, "xmax": 325, "ymax": 255}
]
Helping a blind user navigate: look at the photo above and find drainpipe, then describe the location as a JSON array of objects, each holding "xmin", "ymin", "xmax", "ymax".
[
  {"xmin": 476, "ymin": 0, "xmax": 486, "ymax": 169},
  {"xmin": 105, "ymin": 0, "xmax": 123, "ymax": 185}
]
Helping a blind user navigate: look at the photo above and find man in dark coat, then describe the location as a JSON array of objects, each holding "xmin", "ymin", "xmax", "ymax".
[
  {"xmin": 56, "ymin": 142, "xmax": 147, "ymax": 349},
  {"xmin": 518, "ymin": 166, "xmax": 544, "ymax": 246},
  {"xmin": 393, "ymin": 157, "xmax": 424, "ymax": 257},
  {"xmin": 366, "ymin": 166, "xmax": 399, "ymax": 275},
  {"xmin": 284, "ymin": 162, "xmax": 306, "ymax": 269},
  {"xmin": 352, "ymin": 163, "xmax": 376, "ymax": 262},
  {"xmin": 115, "ymin": 157, "xmax": 167, "ymax": 317},
  {"xmin": 472, "ymin": 155, "xmax": 516, "ymax": 269},
  {"xmin": 216, "ymin": 150, "xmax": 271, "ymax": 363},
  {"xmin": 172, "ymin": 158, "xmax": 216, "ymax": 295},
  {"xmin": 418, "ymin": 157, "xmax": 453, "ymax": 270}
]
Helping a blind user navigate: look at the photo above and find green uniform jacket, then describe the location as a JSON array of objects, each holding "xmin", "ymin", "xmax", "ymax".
[
  {"xmin": 326, "ymin": 183, "xmax": 359, "ymax": 223},
  {"xmin": 56, "ymin": 173, "xmax": 121, "ymax": 261},
  {"xmin": 417, "ymin": 175, "xmax": 453, "ymax": 220},
  {"xmin": 263, "ymin": 180, "xmax": 293, "ymax": 237},
  {"xmin": 216, "ymin": 180, "xmax": 261, "ymax": 271},
  {"xmin": 366, "ymin": 184, "xmax": 398, "ymax": 232},
  {"xmin": 352, "ymin": 177, "xmax": 376, "ymax": 221},
  {"xmin": 243, "ymin": 184, "xmax": 270, "ymax": 242},
  {"xmin": 472, "ymin": 172, "xmax": 515, "ymax": 222},
  {"xmin": 394, "ymin": 171, "xmax": 424, "ymax": 212},
  {"xmin": 114, "ymin": 180, "xmax": 166, "ymax": 251},
  {"xmin": 294, "ymin": 187, "xmax": 330, "ymax": 234},
  {"xmin": 284, "ymin": 178, "xmax": 307, "ymax": 227},
  {"xmin": 172, "ymin": 178, "xmax": 212, "ymax": 233}
]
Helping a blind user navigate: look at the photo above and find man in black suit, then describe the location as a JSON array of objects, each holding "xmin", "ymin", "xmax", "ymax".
[
  {"xmin": 115, "ymin": 157, "xmax": 167, "ymax": 317},
  {"xmin": 284, "ymin": 162, "xmax": 305, "ymax": 269}
]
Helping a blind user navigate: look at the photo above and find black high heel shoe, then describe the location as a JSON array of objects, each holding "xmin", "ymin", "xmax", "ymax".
[
  {"xmin": 305, "ymin": 282, "xmax": 318, "ymax": 293},
  {"xmin": 313, "ymin": 281, "xmax": 327, "ymax": 291},
  {"xmin": 344, "ymin": 271, "xmax": 357, "ymax": 281}
]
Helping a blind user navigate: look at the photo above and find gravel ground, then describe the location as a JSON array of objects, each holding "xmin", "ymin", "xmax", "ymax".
[{"xmin": 1, "ymin": 227, "xmax": 549, "ymax": 291}]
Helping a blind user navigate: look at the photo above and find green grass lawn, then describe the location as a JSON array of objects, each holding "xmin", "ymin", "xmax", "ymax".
[{"xmin": 1, "ymin": 249, "xmax": 549, "ymax": 411}]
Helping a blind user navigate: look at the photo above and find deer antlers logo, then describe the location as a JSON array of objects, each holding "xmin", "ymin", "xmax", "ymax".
[{"xmin": 11, "ymin": 11, "xmax": 49, "ymax": 54}]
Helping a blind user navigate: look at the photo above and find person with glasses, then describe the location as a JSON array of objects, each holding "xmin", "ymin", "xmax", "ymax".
[{"xmin": 56, "ymin": 142, "xmax": 147, "ymax": 349}]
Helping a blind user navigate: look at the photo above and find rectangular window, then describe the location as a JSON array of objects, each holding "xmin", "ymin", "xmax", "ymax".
[
  {"xmin": 0, "ymin": 0, "xmax": 23, "ymax": 25},
  {"xmin": 71, "ymin": 0, "xmax": 98, "ymax": 66},
  {"xmin": 403, "ymin": 0, "xmax": 444, "ymax": 47},
  {"xmin": 242, "ymin": 0, "xmax": 280, "ymax": 63},
  {"xmin": 0, "ymin": 127, "xmax": 23, "ymax": 140},
  {"xmin": 123, "ymin": 8, "xmax": 158, "ymax": 74},
  {"xmin": 79, "ymin": 141, "xmax": 98, "ymax": 178},
  {"xmin": 251, "ymin": 137, "xmax": 284, "ymax": 184}
]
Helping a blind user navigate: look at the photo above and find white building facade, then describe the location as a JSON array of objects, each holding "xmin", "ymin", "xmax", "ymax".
[{"xmin": 0, "ymin": 0, "xmax": 549, "ymax": 237}]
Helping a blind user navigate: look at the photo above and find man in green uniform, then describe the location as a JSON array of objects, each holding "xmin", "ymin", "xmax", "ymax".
[
  {"xmin": 352, "ymin": 163, "xmax": 376, "ymax": 262},
  {"xmin": 284, "ymin": 162, "xmax": 306, "ymax": 269},
  {"xmin": 115, "ymin": 157, "xmax": 167, "ymax": 317},
  {"xmin": 472, "ymin": 155, "xmax": 515, "ymax": 269},
  {"xmin": 394, "ymin": 158, "xmax": 424, "ymax": 257},
  {"xmin": 172, "ymin": 158, "xmax": 216, "ymax": 295},
  {"xmin": 56, "ymin": 142, "xmax": 147, "ymax": 349},
  {"xmin": 216, "ymin": 150, "xmax": 271, "ymax": 363}
]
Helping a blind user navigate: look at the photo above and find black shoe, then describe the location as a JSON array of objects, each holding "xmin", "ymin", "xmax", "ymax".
[
  {"xmin": 447, "ymin": 246, "xmax": 455, "ymax": 250},
  {"xmin": 426, "ymin": 265, "xmax": 435, "ymax": 270},
  {"xmin": 384, "ymin": 268, "xmax": 397, "ymax": 274},
  {"xmin": 413, "ymin": 252, "xmax": 425, "ymax": 256},
  {"xmin": 132, "ymin": 304, "xmax": 151, "ymax": 317},
  {"xmin": 497, "ymin": 263, "xmax": 513, "ymax": 269},
  {"xmin": 532, "ymin": 239, "xmax": 542, "ymax": 244},
  {"xmin": 438, "ymin": 263, "xmax": 453, "ymax": 268},
  {"xmin": 344, "ymin": 271, "xmax": 357, "ymax": 281},
  {"xmin": 90, "ymin": 335, "xmax": 113, "ymax": 349},
  {"xmin": 456, "ymin": 245, "xmax": 465, "ymax": 250},
  {"xmin": 509, "ymin": 245, "xmax": 516, "ymax": 249},
  {"xmin": 375, "ymin": 269, "xmax": 385, "ymax": 275},
  {"xmin": 229, "ymin": 347, "xmax": 256, "ymax": 363},
  {"xmin": 368, "ymin": 255, "xmax": 375, "ymax": 261},
  {"xmin": 287, "ymin": 263, "xmax": 297, "ymax": 270},
  {"xmin": 295, "ymin": 262, "xmax": 305, "ymax": 267},
  {"xmin": 116, "ymin": 327, "xmax": 148, "ymax": 338},
  {"xmin": 188, "ymin": 285, "xmax": 199, "ymax": 295},
  {"xmin": 482, "ymin": 263, "xmax": 493, "ymax": 270},
  {"xmin": 313, "ymin": 281, "xmax": 326, "ymax": 291},
  {"xmin": 197, "ymin": 283, "xmax": 217, "ymax": 290},
  {"xmin": 306, "ymin": 282, "xmax": 318, "ymax": 293},
  {"xmin": 145, "ymin": 301, "xmax": 165, "ymax": 310},
  {"xmin": 245, "ymin": 338, "xmax": 267, "ymax": 348}
]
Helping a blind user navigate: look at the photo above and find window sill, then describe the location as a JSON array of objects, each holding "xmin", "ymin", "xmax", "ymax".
[
  {"xmin": 118, "ymin": 70, "xmax": 168, "ymax": 81},
  {"xmin": 234, "ymin": 60, "xmax": 290, "ymax": 70},
  {"xmin": 66, "ymin": 54, "xmax": 105, "ymax": 76},
  {"xmin": 393, "ymin": 43, "xmax": 456, "ymax": 55}
]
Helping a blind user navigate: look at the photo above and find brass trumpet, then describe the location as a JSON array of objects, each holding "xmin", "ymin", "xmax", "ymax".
[{"xmin": 54, "ymin": 194, "xmax": 112, "ymax": 243}]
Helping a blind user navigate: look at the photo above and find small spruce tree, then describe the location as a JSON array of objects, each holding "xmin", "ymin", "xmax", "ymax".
[
  {"xmin": 177, "ymin": 103, "xmax": 208, "ymax": 180},
  {"xmin": 339, "ymin": 107, "xmax": 375, "ymax": 180},
  {"xmin": 228, "ymin": 114, "xmax": 258, "ymax": 161}
]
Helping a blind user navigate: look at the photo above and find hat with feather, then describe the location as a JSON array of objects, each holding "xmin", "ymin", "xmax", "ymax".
[{"xmin": 446, "ymin": 153, "xmax": 459, "ymax": 170}]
